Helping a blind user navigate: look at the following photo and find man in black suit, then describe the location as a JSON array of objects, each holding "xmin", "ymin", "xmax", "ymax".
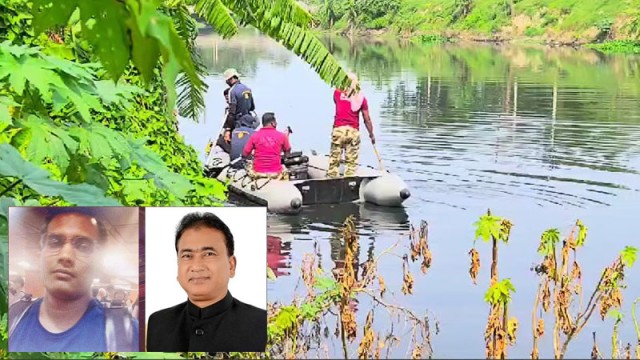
[{"xmin": 146, "ymin": 212, "xmax": 267, "ymax": 352}]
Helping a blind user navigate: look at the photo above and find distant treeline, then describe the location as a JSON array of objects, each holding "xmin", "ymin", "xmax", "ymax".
[{"xmin": 303, "ymin": 0, "xmax": 640, "ymax": 45}]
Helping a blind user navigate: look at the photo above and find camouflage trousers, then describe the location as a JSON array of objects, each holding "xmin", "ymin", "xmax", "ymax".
[
  {"xmin": 245, "ymin": 160, "xmax": 288, "ymax": 180},
  {"xmin": 327, "ymin": 126, "xmax": 360, "ymax": 178}
]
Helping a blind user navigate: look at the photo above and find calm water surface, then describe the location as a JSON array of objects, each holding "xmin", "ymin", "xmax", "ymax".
[{"xmin": 179, "ymin": 29, "xmax": 640, "ymax": 358}]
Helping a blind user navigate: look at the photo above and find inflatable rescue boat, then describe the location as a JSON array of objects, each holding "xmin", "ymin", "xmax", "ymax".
[{"xmin": 204, "ymin": 145, "xmax": 411, "ymax": 215}]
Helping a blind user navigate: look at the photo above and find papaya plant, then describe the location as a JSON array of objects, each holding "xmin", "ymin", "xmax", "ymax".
[{"xmin": 469, "ymin": 209, "xmax": 518, "ymax": 359}]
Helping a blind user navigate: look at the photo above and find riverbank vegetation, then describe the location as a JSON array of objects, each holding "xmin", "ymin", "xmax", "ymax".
[
  {"xmin": 469, "ymin": 211, "xmax": 638, "ymax": 360},
  {"xmin": 304, "ymin": 0, "xmax": 640, "ymax": 49},
  {"xmin": 1, "ymin": 0, "xmax": 638, "ymax": 358},
  {"xmin": 0, "ymin": 0, "xmax": 352, "ymax": 358},
  {"xmin": 1, "ymin": 213, "xmax": 637, "ymax": 359}
]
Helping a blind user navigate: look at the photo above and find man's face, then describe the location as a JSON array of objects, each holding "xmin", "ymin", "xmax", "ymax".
[
  {"xmin": 176, "ymin": 226, "xmax": 236, "ymax": 305},
  {"xmin": 40, "ymin": 213, "xmax": 100, "ymax": 301}
]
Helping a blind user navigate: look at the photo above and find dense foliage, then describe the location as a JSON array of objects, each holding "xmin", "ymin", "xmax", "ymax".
[
  {"xmin": 0, "ymin": 0, "xmax": 353, "ymax": 357},
  {"xmin": 307, "ymin": 0, "xmax": 640, "ymax": 44}
]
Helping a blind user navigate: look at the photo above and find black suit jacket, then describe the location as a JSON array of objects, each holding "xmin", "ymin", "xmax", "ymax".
[{"xmin": 146, "ymin": 291, "xmax": 267, "ymax": 352}]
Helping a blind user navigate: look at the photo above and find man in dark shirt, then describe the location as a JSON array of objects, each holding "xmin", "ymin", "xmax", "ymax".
[
  {"xmin": 222, "ymin": 68, "xmax": 258, "ymax": 144},
  {"xmin": 146, "ymin": 211, "xmax": 267, "ymax": 352},
  {"xmin": 8, "ymin": 208, "xmax": 139, "ymax": 352}
]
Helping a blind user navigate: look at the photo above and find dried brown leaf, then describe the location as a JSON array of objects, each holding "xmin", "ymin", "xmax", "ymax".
[
  {"xmin": 378, "ymin": 274, "xmax": 386, "ymax": 298},
  {"xmin": 469, "ymin": 248, "xmax": 480, "ymax": 285}
]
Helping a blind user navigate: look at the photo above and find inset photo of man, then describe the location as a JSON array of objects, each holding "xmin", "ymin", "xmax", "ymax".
[
  {"xmin": 7, "ymin": 206, "xmax": 141, "ymax": 352},
  {"xmin": 144, "ymin": 206, "xmax": 267, "ymax": 353}
]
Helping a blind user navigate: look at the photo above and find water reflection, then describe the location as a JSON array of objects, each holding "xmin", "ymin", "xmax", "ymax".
[
  {"xmin": 188, "ymin": 30, "xmax": 640, "ymax": 358},
  {"xmin": 268, "ymin": 202, "xmax": 410, "ymax": 235},
  {"xmin": 267, "ymin": 203, "xmax": 410, "ymax": 283},
  {"xmin": 196, "ymin": 27, "xmax": 293, "ymax": 80},
  {"xmin": 267, "ymin": 235, "xmax": 291, "ymax": 278}
]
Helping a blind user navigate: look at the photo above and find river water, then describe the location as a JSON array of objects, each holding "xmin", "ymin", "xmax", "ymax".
[{"xmin": 180, "ymin": 28, "xmax": 640, "ymax": 358}]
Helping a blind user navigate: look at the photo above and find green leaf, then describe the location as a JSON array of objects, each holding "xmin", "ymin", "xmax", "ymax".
[
  {"xmin": 23, "ymin": 199, "xmax": 41, "ymax": 206},
  {"xmin": 218, "ymin": 0, "xmax": 350, "ymax": 90},
  {"xmin": 0, "ymin": 41, "xmax": 40, "ymax": 58},
  {"xmin": 145, "ymin": 171, "xmax": 192, "ymax": 199},
  {"xmin": 0, "ymin": 352, "xmax": 53, "ymax": 359},
  {"xmin": 126, "ymin": 0, "xmax": 161, "ymax": 84},
  {"xmin": 0, "ymin": 196, "xmax": 18, "ymax": 219},
  {"xmin": 473, "ymin": 213, "xmax": 502, "ymax": 243},
  {"xmin": 93, "ymin": 80, "xmax": 140, "ymax": 105},
  {"xmin": 41, "ymin": 54, "xmax": 95, "ymax": 80},
  {"xmin": 484, "ymin": 278, "xmax": 516, "ymax": 305},
  {"xmin": 56, "ymin": 73, "xmax": 105, "ymax": 121},
  {"xmin": 267, "ymin": 266, "xmax": 276, "ymax": 280},
  {"xmin": 0, "ymin": 46, "xmax": 17, "ymax": 82},
  {"xmin": 315, "ymin": 275, "xmax": 337, "ymax": 292},
  {"xmin": 300, "ymin": 302, "xmax": 321, "ymax": 319},
  {"xmin": 78, "ymin": 0, "xmax": 131, "ymax": 81},
  {"xmin": 274, "ymin": 306, "xmax": 298, "ymax": 331},
  {"xmin": 576, "ymin": 219, "xmax": 587, "ymax": 247},
  {"xmin": 0, "ymin": 96, "xmax": 16, "ymax": 131},
  {"xmin": 86, "ymin": 126, "xmax": 115, "ymax": 165},
  {"xmin": 539, "ymin": 228, "xmax": 560, "ymax": 255},
  {"xmin": 21, "ymin": 56, "xmax": 65, "ymax": 104},
  {"xmin": 608, "ymin": 309, "xmax": 624, "ymax": 321},
  {"xmin": 121, "ymin": 179, "xmax": 150, "ymax": 202},
  {"xmin": 19, "ymin": 116, "xmax": 78, "ymax": 173},
  {"xmin": 220, "ymin": 0, "xmax": 313, "ymax": 30},
  {"xmin": 172, "ymin": 4, "xmax": 209, "ymax": 122},
  {"xmin": 31, "ymin": 0, "xmax": 79, "ymax": 35},
  {"xmin": 70, "ymin": 124, "xmax": 131, "ymax": 167},
  {"xmin": 129, "ymin": 138, "xmax": 194, "ymax": 198},
  {"xmin": 194, "ymin": 0, "xmax": 238, "ymax": 39},
  {"xmin": 621, "ymin": 246, "xmax": 637, "ymax": 267},
  {"xmin": 145, "ymin": 10, "xmax": 201, "ymax": 114},
  {"xmin": 128, "ymin": 137, "xmax": 172, "ymax": 172},
  {"xmin": 8, "ymin": 66, "xmax": 26, "ymax": 96},
  {"xmin": 0, "ymin": 143, "xmax": 120, "ymax": 206},
  {"xmin": 193, "ymin": 177, "xmax": 227, "ymax": 202},
  {"xmin": 42, "ymin": 43, "xmax": 76, "ymax": 60},
  {"xmin": 65, "ymin": 155, "xmax": 110, "ymax": 192}
]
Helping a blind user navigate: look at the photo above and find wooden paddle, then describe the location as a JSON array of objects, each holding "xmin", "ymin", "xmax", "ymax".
[{"xmin": 372, "ymin": 141, "xmax": 385, "ymax": 172}]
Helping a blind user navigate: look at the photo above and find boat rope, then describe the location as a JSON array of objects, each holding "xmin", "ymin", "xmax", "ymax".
[
  {"xmin": 254, "ymin": 177, "xmax": 272, "ymax": 190},
  {"xmin": 228, "ymin": 168, "xmax": 245, "ymax": 182},
  {"xmin": 240, "ymin": 174, "xmax": 253, "ymax": 187}
]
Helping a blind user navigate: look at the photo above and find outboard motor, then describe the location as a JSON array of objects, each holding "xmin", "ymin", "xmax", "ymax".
[{"xmin": 283, "ymin": 151, "xmax": 309, "ymax": 180}]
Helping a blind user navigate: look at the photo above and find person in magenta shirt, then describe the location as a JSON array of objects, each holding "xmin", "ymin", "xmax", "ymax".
[
  {"xmin": 327, "ymin": 73, "xmax": 376, "ymax": 178},
  {"xmin": 242, "ymin": 112, "xmax": 291, "ymax": 179}
]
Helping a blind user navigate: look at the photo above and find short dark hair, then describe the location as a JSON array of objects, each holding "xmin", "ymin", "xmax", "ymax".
[
  {"xmin": 262, "ymin": 112, "xmax": 276, "ymax": 126},
  {"xmin": 223, "ymin": 88, "xmax": 230, "ymax": 96},
  {"xmin": 174, "ymin": 212, "xmax": 235, "ymax": 256},
  {"xmin": 40, "ymin": 207, "xmax": 108, "ymax": 247}
]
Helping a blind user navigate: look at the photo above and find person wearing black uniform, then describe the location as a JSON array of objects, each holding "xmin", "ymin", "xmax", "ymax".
[
  {"xmin": 146, "ymin": 212, "xmax": 267, "ymax": 352},
  {"xmin": 221, "ymin": 68, "xmax": 258, "ymax": 144}
]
